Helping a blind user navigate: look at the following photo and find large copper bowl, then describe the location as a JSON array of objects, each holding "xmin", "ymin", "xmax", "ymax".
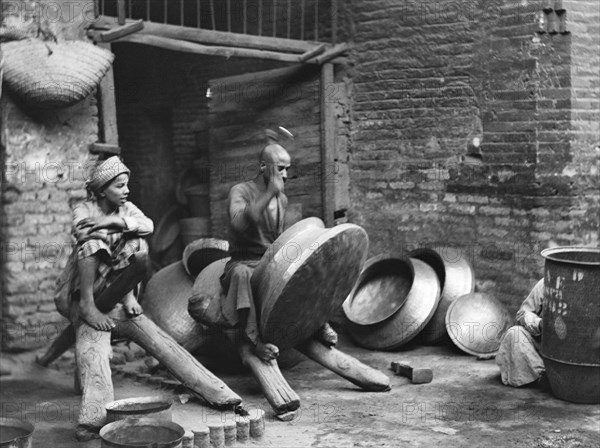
[
  {"xmin": 445, "ymin": 292, "xmax": 512, "ymax": 357},
  {"xmin": 343, "ymin": 254, "xmax": 412, "ymax": 325},
  {"xmin": 409, "ymin": 247, "xmax": 475, "ymax": 344},
  {"xmin": 142, "ymin": 261, "xmax": 206, "ymax": 353},
  {"xmin": 345, "ymin": 257, "xmax": 441, "ymax": 350}
]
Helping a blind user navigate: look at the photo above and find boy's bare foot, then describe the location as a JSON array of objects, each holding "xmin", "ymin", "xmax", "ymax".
[
  {"xmin": 122, "ymin": 294, "xmax": 143, "ymax": 316},
  {"xmin": 79, "ymin": 301, "xmax": 115, "ymax": 331},
  {"xmin": 255, "ymin": 340, "xmax": 279, "ymax": 362},
  {"xmin": 317, "ymin": 322, "xmax": 338, "ymax": 347}
]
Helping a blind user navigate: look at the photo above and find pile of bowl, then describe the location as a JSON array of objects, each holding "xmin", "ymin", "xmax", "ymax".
[{"xmin": 342, "ymin": 246, "xmax": 512, "ymax": 358}]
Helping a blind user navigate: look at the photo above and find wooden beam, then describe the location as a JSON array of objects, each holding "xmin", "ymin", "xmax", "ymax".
[
  {"xmin": 96, "ymin": 42, "xmax": 119, "ymax": 146},
  {"xmin": 299, "ymin": 43, "xmax": 326, "ymax": 62},
  {"xmin": 308, "ymin": 43, "xmax": 349, "ymax": 65},
  {"xmin": 89, "ymin": 142, "xmax": 121, "ymax": 156},
  {"xmin": 93, "ymin": 15, "xmax": 319, "ymax": 54},
  {"xmin": 117, "ymin": 33, "xmax": 303, "ymax": 63},
  {"xmin": 320, "ymin": 63, "xmax": 335, "ymax": 227},
  {"xmin": 100, "ymin": 19, "xmax": 144, "ymax": 42},
  {"xmin": 208, "ymin": 64, "xmax": 311, "ymax": 89}
]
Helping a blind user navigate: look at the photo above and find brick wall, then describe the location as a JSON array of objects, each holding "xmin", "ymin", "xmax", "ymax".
[
  {"xmin": 1, "ymin": 1, "xmax": 99, "ymax": 350},
  {"xmin": 348, "ymin": 0, "xmax": 599, "ymax": 315}
]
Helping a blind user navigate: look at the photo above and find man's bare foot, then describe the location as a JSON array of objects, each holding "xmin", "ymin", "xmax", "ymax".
[
  {"xmin": 79, "ymin": 301, "xmax": 115, "ymax": 331},
  {"xmin": 317, "ymin": 322, "xmax": 338, "ymax": 347},
  {"xmin": 255, "ymin": 340, "xmax": 279, "ymax": 362},
  {"xmin": 122, "ymin": 294, "xmax": 143, "ymax": 316}
]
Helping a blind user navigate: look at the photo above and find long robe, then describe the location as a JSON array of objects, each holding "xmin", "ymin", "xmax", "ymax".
[{"xmin": 496, "ymin": 279, "xmax": 545, "ymax": 387}]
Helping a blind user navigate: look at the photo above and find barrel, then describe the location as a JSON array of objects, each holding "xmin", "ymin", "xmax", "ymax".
[{"xmin": 540, "ymin": 246, "xmax": 600, "ymax": 404}]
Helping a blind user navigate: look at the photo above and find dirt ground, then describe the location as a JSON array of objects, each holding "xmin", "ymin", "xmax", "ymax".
[{"xmin": 1, "ymin": 335, "xmax": 599, "ymax": 448}]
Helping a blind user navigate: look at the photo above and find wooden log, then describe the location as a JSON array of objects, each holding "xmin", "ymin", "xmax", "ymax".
[
  {"xmin": 296, "ymin": 339, "xmax": 391, "ymax": 392},
  {"xmin": 117, "ymin": 315, "xmax": 242, "ymax": 408},
  {"xmin": 226, "ymin": 331, "xmax": 300, "ymax": 415},
  {"xmin": 310, "ymin": 43, "xmax": 350, "ymax": 65},
  {"xmin": 117, "ymin": 34, "xmax": 303, "ymax": 63},
  {"xmin": 299, "ymin": 43, "xmax": 326, "ymax": 62},
  {"xmin": 92, "ymin": 16, "xmax": 320, "ymax": 54},
  {"xmin": 100, "ymin": 19, "xmax": 144, "ymax": 42}
]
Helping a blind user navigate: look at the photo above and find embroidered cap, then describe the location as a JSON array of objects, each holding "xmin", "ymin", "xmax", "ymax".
[{"xmin": 86, "ymin": 156, "xmax": 130, "ymax": 193}]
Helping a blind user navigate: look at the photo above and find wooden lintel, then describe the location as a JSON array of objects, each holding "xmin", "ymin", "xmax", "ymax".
[
  {"xmin": 116, "ymin": 34, "xmax": 303, "ymax": 63},
  {"xmin": 94, "ymin": 15, "xmax": 320, "ymax": 54},
  {"xmin": 100, "ymin": 19, "xmax": 144, "ymax": 42}
]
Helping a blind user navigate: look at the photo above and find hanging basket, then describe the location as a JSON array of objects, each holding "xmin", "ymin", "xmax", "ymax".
[{"xmin": 0, "ymin": 38, "xmax": 114, "ymax": 108}]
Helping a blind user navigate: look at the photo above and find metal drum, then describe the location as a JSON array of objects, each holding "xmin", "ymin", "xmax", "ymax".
[
  {"xmin": 445, "ymin": 292, "xmax": 512, "ymax": 357},
  {"xmin": 100, "ymin": 418, "xmax": 184, "ymax": 448},
  {"xmin": 345, "ymin": 257, "xmax": 441, "ymax": 350},
  {"xmin": 0, "ymin": 419, "xmax": 34, "ymax": 448},
  {"xmin": 541, "ymin": 246, "xmax": 600, "ymax": 404},
  {"xmin": 106, "ymin": 396, "xmax": 173, "ymax": 423},
  {"xmin": 142, "ymin": 261, "xmax": 206, "ymax": 353},
  {"xmin": 409, "ymin": 247, "xmax": 475, "ymax": 344}
]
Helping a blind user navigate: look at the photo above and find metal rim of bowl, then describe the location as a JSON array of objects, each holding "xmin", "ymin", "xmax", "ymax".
[
  {"xmin": 105, "ymin": 396, "xmax": 173, "ymax": 416},
  {"xmin": 445, "ymin": 292, "xmax": 510, "ymax": 357},
  {"xmin": 0, "ymin": 418, "xmax": 35, "ymax": 444},
  {"xmin": 342, "ymin": 253, "xmax": 414, "ymax": 325}
]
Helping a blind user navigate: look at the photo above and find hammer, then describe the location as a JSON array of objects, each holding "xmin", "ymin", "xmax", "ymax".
[{"xmin": 390, "ymin": 362, "xmax": 433, "ymax": 384}]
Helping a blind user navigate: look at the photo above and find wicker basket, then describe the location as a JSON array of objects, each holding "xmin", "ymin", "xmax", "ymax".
[{"xmin": 0, "ymin": 38, "xmax": 114, "ymax": 108}]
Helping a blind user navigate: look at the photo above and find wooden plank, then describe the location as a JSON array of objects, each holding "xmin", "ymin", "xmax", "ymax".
[
  {"xmin": 118, "ymin": 34, "xmax": 302, "ymax": 63},
  {"xmin": 94, "ymin": 16, "xmax": 320, "ymax": 54},
  {"xmin": 100, "ymin": 19, "xmax": 144, "ymax": 42},
  {"xmin": 96, "ymin": 42, "xmax": 119, "ymax": 146},
  {"xmin": 208, "ymin": 64, "xmax": 318, "ymax": 89},
  {"xmin": 320, "ymin": 63, "xmax": 335, "ymax": 226}
]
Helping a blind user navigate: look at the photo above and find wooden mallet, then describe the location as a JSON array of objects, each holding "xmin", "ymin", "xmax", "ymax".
[{"xmin": 391, "ymin": 362, "xmax": 433, "ymax": 384}]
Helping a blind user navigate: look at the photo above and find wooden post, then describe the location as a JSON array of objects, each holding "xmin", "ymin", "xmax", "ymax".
[
  {"xmin": 296, "ymin": 340, "xmax": 391, "ymax": 391},
  {"xmin": 210, "ymin": 0, "xmax": 216, "ymax": 30},
  {"xmin": 96, "ymin": 42, "xmax": 119, "ymax": 146},
  {"xmin": 258, "ymin": 0, "xmax": 262, "ymax": 36},
  {"xmin": 300, "ymin": 0, "xmax": 305, "ymax": 40},
  {"xmin": 225, "ymin": 331, "xmax": 300, "ymax": 415},
  {"xmin": 197, "ymin": 0, "xmax": 201, "ymax": 28},
  {"xmin": 320, "ymin": 63, "xmax": 335, "ymax": 227},
  {"xmin": 332, "ymin": 0, "xmax": 338, "ymax": 44},
  {"xmin": 117, "ymin": 0, "xmax": 125, "ymax": 25},
  {"xmin": 287, "ymin": 0, "xmax": 291, "ymax": 39},
  {"xmin": 146, "ymin": 0, "xmax": 150, "ymax": 21},
  {"xmin": 243, "ymin": 0, "xmax": 247, "ymax": 33},
  {"xmin": 272, "ymin": 0, "xmax": 277, "ymax": 37},
  {"xmin": 314, "ymin": 0, "xmax": 319, "ymax": 41}
]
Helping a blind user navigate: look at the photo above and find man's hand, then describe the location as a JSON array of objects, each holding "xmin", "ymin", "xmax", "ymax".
[{"xmin": 266, "ymin": 164, "xmax": 285, "ymax": 196}]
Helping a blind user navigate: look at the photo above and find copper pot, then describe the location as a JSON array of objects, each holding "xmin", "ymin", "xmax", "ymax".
[
  {"xmin": 409, "ymin": 247, "xmax": 475, "ymax": 344},
  {"xmin": 345, "ymin": 257, "xmax": 441, "ymax": 350},
  {"xmin": 445, "ymin": 292, "xmax": 512, "ymax": 357}
]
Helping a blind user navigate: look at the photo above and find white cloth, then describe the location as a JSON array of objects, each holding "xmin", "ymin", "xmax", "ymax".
[{"xmin": 496, "ymin": 279, "xmax": 545, "ymax": 386}]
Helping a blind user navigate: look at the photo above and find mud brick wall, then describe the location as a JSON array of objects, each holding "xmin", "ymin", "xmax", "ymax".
[
  {"xmin": 1, "ymin": 1, "xmax": 99, "ymax": 351},
  {"xmin": 348, "ymin": 0, "xmax": 599, "ymax": 314}
]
